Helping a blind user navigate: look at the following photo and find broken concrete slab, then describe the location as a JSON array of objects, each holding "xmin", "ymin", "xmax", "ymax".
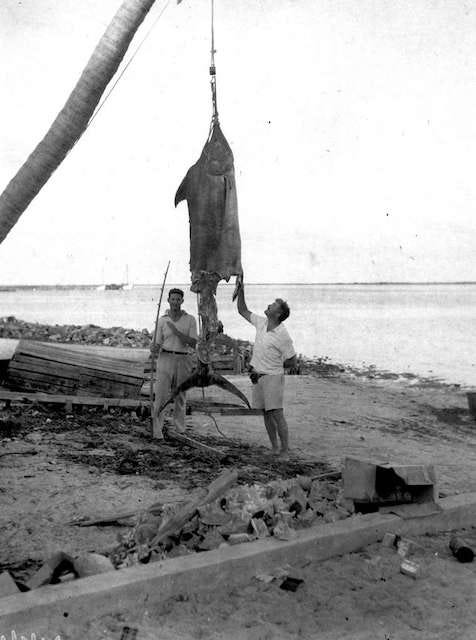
[
  {"xmin": 0, "ymin": 573, "xmax": 19, "ymax": 598},
  {"xmin": 2, "ymin": 492, "xmax": 476, "ymax": 639},
  {"xmin": 26, "ymin": 552, "xmax": 76, "ymax": 590}
]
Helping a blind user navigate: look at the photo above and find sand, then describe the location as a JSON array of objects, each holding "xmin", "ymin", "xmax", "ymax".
[{"xmin": 1, "ymin": 370, "xmax": 475, "ymax": 639}]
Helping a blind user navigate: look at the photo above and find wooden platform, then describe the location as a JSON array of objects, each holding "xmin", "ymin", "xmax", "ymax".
[{"xmin": 0, "ymin": 389, "xmax": 260, "ymax": 415}]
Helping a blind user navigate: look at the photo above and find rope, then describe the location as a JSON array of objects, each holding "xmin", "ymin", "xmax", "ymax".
[
  {"xmin": 206, "ymin": 411, "xmax": 228, "ymax": 438},
  {"xmin": 87, "ymin": 0, "xmax": 171, "ymax": 130},
  {"xmin": 211, "ymin": 0, "xmax": 216, "ymax": 68},
  {"xmin": 209, "ymin": 0, "xmax": 219, "ymax": 123}
]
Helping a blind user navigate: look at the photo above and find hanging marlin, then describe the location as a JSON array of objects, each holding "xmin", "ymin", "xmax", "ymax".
[
  {"xmin": 159, "ymin": 19, "xmax": 249, "ymax": 413},
  {"xmin": 159, "ymin": 118, "xmax": 249, "ymax": 412}
]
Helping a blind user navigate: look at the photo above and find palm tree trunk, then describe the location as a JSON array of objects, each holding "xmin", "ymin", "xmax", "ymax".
[{"xmin": 0, "ymin": 0, "xmax": 158, "ymax": 244}]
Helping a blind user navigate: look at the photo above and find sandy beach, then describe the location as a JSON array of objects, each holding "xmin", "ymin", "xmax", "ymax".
[{"xmin": 1, "ymin": 319, "xmax": 475, "ymax": 638}]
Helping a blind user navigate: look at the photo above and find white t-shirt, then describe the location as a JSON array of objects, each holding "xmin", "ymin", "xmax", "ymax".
[
  {"xmin": 249, "ymin": 313, "xmax": 296, "ymax": 374},
  {"xmin": 155, "ymin": 310, "xmax": 198, "ymax": 353}
]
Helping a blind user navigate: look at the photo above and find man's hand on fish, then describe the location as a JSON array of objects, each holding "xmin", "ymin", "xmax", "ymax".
[{"xmin": 232, "ymin": 272, "xmax": 244, "ymax": 302}]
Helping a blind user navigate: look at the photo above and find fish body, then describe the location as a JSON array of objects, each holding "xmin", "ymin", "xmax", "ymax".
[
  {"xmin": 167, "ymin": 121, "xmax": 249, "ymax": 411},
  {"xmin": 175, "ymin": 121, "xmax": 242, "ymax": 289}
]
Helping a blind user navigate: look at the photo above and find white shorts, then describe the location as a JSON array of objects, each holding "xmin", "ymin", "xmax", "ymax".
[{"xmin": 251, "ymin": 374, "xmax": 284, "ymax": 411}]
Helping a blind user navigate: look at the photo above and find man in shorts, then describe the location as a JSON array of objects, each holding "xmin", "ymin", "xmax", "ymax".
[{"xmin": 235, "ymin": 275, "xmax": 296, "ymax": 458}]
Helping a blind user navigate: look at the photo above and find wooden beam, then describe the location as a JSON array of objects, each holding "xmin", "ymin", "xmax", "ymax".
[
  {"xmin": 149, "ymin": 469, "xmax": 238, "ymax": 550},
  {"xmin": 0, "ymin": 390, "xmax": 260, "ymax": 415}
]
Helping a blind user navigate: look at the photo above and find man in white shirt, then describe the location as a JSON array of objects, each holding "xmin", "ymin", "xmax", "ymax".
[
  {"xmin": 150, "ymin": 288, "xmax": 198, "ymax": 439},
  {"xmin": 235, "ymin": 276, "xmax": 297, "ymax": 458}
]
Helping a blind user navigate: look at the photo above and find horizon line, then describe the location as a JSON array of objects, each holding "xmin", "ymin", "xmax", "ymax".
[{"xmin": 1, "ymin": 280, "xmax": 476, "ymax": 288}]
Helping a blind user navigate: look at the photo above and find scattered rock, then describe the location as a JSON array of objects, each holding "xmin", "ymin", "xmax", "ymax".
[
  {"xmin": 197, "ymin": 528, "xmax": 225, "ymax": 550},
  {"xmin": 73, "ymin": 553, "xmax": 115, "ymax": 578}
]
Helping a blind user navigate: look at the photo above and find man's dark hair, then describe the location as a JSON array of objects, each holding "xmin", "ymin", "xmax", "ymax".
[
  {"xmin": 276, "ymin": 298, "xmax": 290, "ymax": 322},
  {"xmin": 168, "ymin": 288, "xmax": 184, "ymax": 298}
]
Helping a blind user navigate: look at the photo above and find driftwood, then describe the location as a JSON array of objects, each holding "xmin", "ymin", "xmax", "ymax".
[
  {"xmin": 311, "ymin": 471, "xmax": 342, "ymax": 482},
  {"xmin": 0, "ymin": 449, "xmax": 38, "ymax": 459},
  {"xmin": 164, "ymin": 428, "xmax": 224, "ymax": 458},
  {"xmin": 68, "ymin": 500, "xmax": 184, "ymax": 527},
  {"xmin": 150, "ymin": 468, "xmax": 238, "ymax": 550}
]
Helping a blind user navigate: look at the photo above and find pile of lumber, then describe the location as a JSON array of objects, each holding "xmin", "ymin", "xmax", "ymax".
[{"xmin": 5, "ymin": 340, "xmax": 147, "ymax": 398}]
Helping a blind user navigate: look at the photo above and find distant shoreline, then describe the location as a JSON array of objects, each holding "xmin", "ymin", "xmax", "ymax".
[{"xmin": 1, "ymin": 281, "xmax": 476, "ymax": 290}]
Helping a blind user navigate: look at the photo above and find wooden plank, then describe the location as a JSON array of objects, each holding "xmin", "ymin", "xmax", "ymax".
[
  {"xmin": 0, "ymin": 389, "xmax": 144, "ymax": 408},
  {"xmin": 8, "ymin": 366, "xmax": 140, "ymax": 398},
  {"xmin": 0, "ymin": 389, "xmax": 257, "ymax": 414},
  {"xmin": 11, "ymin": 356, "xmax": 143, "ymax": 386},
  {"xmin": 7, "ymin": 370, "xmax": 77, "ymax": 390},
  {"xmin": 15, "ymin": 341, "xmax": 145, "ymax": 377},
  {"xmin": 77, "ymin": 366, "xmax": 143, "ymax": 386},
  {"xmin": 16, "ymin": 349, "xmax": 144, "ymax": 377},
  {"xmin": 10, "ymin": 358, "xmax": 80, "ymax": 382},
  {"xmin": 35, "ymin": 341, "xmax": 149, "ymax": 362}
]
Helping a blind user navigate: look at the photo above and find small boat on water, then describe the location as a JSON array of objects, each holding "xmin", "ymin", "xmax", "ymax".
[
  {"xmin": 96, "ymin": 265, "xmax": 133, "ymax": 291},
  {"xmin": 96, "ymin": 282, "xmax": 132, "ymax": 291}
]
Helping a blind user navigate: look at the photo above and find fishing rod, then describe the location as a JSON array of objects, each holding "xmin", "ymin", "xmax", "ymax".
[{"xmin": 149, "ymin": 260, "xmax": 171, "ymax": 433}]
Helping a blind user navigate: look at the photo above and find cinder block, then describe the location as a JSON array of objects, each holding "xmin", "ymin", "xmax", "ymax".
[{"xmin": 343, "ymin": 457, "xmax": 438, "ymax": 505}]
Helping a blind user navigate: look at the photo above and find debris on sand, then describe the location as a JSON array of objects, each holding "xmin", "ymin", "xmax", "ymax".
[{"xmin": 109, "ymin": 472, "xmax": 353, "ymax": 569}]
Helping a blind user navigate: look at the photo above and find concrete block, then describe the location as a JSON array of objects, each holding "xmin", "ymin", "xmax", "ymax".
[
  {"xmin": 342, "ymin": 457, "xmax": 377, "ymax": 501},
  {"xmin": 343, "ymin": 456, "xmax": 438, "ymax": 504}
]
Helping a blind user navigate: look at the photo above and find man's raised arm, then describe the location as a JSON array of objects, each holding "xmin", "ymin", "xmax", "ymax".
[{"xmin": 235, "ymin": 274, "xmax": 252, "ymax": 323}]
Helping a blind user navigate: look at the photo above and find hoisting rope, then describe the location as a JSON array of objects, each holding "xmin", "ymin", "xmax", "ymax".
[{"xmin": 208, "ymin": 0, "xmax": 219, "ymax": 133}]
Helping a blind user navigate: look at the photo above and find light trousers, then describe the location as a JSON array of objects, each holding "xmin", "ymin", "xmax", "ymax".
[{"xmin": 152, "ymin": 352, "xmax": 193, "ymax": 438}]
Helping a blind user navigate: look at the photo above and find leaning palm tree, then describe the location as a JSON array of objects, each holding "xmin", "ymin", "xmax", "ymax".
[{"xmin": 0, "ymin": 0, "xmax": 159, "ymax": 244}]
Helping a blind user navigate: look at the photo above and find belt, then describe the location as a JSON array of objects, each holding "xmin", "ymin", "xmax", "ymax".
[
  {"xmin": 250, "ymin": 371, "xmax": 267, "ymax": 384},
  {"xmin": 161, "ymin": 349, "xmax": 189, "ymax": 355}
]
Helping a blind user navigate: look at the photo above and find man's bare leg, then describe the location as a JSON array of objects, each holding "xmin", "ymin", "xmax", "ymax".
[
  {"xmin": 263, "ymin": 410, "xmax": 279, "ymax": 453},
  {"xmin": 269, "ymin": 408, "xmax": 289, "ymax": 457}
]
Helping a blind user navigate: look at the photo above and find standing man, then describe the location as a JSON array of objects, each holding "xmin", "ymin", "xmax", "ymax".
[
  {"xmin": 151, "ymin": 288, "xmax": 198, "ymax": 439},
  {"xmin": 235, "ymin": 275, "xmax": 297, "ymax": 459}
]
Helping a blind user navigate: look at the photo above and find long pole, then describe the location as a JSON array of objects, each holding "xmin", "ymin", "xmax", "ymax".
[{"xmin": 149, "ymin": 260, "xmax": 171, "ymax": 432}]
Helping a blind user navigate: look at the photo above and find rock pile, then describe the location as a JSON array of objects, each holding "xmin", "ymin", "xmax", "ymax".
[
  {"xmin": 111, "ymin": 474, "xmax": 354, "ymax": 568},
  {"xmin": 0, "ymin": 316, "xmax": 253, "ymax": 362},
  {"xmin": 0, "ymin": 316, "xmax": 153, "ymax": 348}
]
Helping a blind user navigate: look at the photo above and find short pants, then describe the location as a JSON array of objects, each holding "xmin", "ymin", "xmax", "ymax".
[{"xmin": 251, "ymin": 374, "xmax": 284, "ymax": 411}]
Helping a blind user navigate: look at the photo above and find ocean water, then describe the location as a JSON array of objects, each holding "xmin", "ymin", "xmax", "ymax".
[{"xmin": 1, "ymin": 283, "xmax": 475, "ymax": 387}]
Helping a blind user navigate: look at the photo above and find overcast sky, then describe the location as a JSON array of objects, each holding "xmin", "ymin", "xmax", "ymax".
[{"xmin": 0, "ymin": 0, "xmax": 475, "ymax": 285}]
